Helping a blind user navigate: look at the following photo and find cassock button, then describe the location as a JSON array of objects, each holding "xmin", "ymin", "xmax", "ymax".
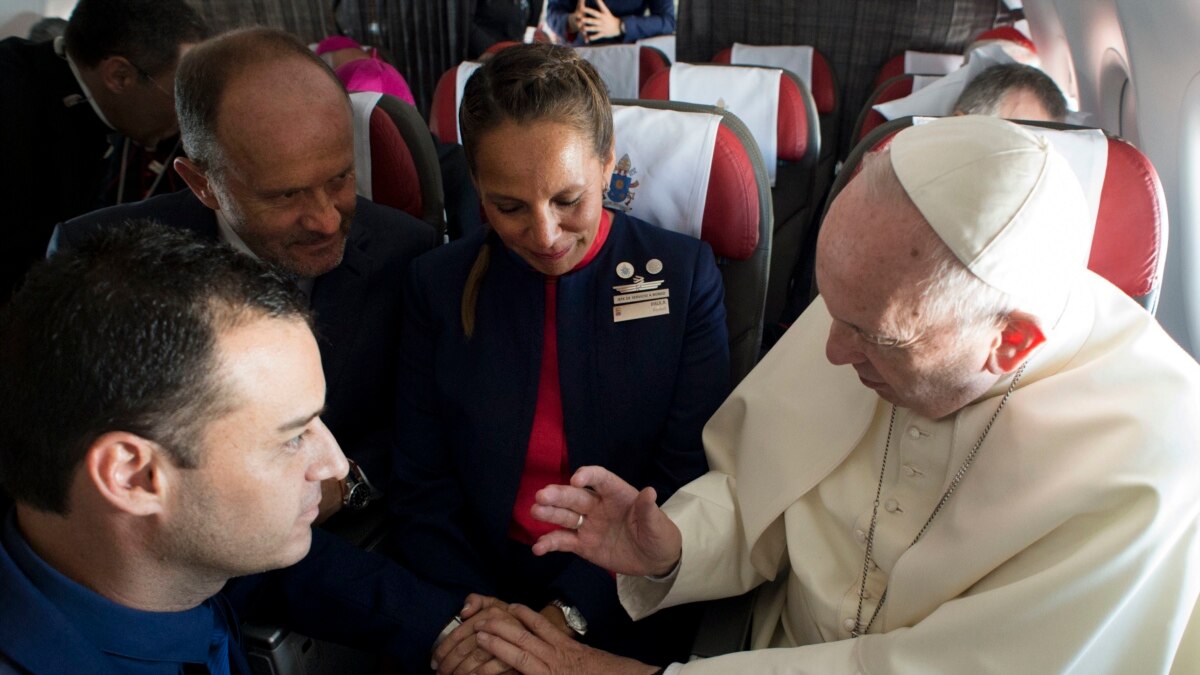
[
  {"xmin": 884, "ymin": 498, "xmax": 900, "ymax": 513},
  {"xmin": 907, "ymin": 427, "xmax": 921, "ymax": 439},
  {"xmin": 843, "ymin": 618, "xmax": 857, "ymax": 632}
]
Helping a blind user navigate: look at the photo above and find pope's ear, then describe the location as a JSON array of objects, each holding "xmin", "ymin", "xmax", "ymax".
[
  {"xmin": 84, "ymin": 432, "xmax": 171, "ymax": 516},
  {"xmin": 988, "ymin": 310, "xmax": 1046, "ymax": 374}
]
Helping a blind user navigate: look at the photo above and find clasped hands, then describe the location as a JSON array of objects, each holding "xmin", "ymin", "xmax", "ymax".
[
  {"xmin": 568, "ymin": 0, "xmax": 623, "ymax": 42},
  {"xmin": 432, "ymin": 466, "xmax": 681, "ymax": 674}
]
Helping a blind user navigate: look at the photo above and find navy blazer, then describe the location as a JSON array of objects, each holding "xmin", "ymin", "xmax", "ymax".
[
  {"xmin": 50, "ymin": 189, "xmax": 438, "ymax": 485},
  {"xmin": 546, "ymin": 0, "xmax": 675, "ymax": 43},
  {"xmin": 390, "ymin": 211, "xmax": 729, "ymax": 660}
]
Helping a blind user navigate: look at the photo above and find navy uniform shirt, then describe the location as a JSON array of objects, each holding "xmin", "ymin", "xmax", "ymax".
[{"xmin": 0, "ymin": 511, "xmax": 241, "ymax": 674}]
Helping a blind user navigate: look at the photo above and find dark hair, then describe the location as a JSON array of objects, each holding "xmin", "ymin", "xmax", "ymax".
[
  {"xmin": 176, "ymin": 26, "xmax": 348, "ymax": 173},
  {"xmin": 954, "ymin": 63, "xmax": 1068, "ymax": 122},
  {"xmin": 64, "ymin": 0, "xmax": 208, "ymax": 76},
  {"xmin": 457, "ymin": 43, "xmax": 613, "ymax": 336},
  {"xmin": 28, "ymin": 17, "xmax": 67, "ymax": 43},
  {"xmin": 0, "ymin": 220, "xmax": 311, "ymax": 514}
]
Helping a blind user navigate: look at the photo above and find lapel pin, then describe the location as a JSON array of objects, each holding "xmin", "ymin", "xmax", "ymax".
[{"xmin": 616, "ymin": 261, "xmax": 635, "ymax": 279}]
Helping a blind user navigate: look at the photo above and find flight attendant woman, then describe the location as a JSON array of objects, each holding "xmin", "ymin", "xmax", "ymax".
[{"xmin": 390, "ymin": 43, "xmax": 728, "ymax": 666}]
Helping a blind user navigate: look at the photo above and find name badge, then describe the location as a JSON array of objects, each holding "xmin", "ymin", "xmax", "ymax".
[
  {"xmin": 613, "ymin": 288, "xmax": 669, "ymax": 305},
  {"xmin": 613, "ymin": 298, "xmax": 669, "ymax": 322}
]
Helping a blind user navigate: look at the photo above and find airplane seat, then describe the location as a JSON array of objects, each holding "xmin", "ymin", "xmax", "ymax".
[
  {"xmin": 607, "ymin": 99, "xmax": 771, "ymax": 385},
  {"xmin": 355, "ymin": 94, "xmax": 446, "ymax": 235},
  {"xmin": 570, "ymin": 45, "xmax": 669, "ymax": 100},
  {"xmin": 850, "ymin": 74, "xmax": 917, "ymax": 150},
  {"xmin": 641, "ymin": 63, "xmax": 820, "ymax": 335},
  {"xmin": 429, "ymin": 63, "xmax": 475, "ymax": 146},
  {"xmin": 712, "ymin": 44, "xmax": 840, "ymax": 337},
  {"xmin": 870, "ymin": 50, "xmax": 964, "ymax": 92},
  {"xmin": 832, "ymin": 117, "xmax": 1168, "ymax": 313},
  {"xmin": 483, "ymin": 39, "xmax": 522, "ymax": 56}
]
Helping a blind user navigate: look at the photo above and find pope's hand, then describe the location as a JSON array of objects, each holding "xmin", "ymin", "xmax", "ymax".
[{"xmin": 530, "ymin": 465, "xmax": 681, "ymax": 577}]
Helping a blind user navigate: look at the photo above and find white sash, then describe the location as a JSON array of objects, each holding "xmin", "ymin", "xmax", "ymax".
[
  {"xmin": 669, "ymin": 63, "xmax": 781, "ymax": 186},
  {"xmin": 608, "ymin": 105, "xmax": 720, "ymax": 240},
  {"xmin": 454, "ymin": 61, "xmax": 484, "ymax": 143},
  {"xmin": 575, "ymin": 45, "xmax": 641, "ymax": 99},
  {"xmin": 349, "ymin": 91, "xmax": 384, "ymax": 199},
  {"xmin": 911, "ymin": 74, "xmax": 942, "ymax": 93},
  {"xmin": 730, "ymin": 43, "xmax": 814, "ymax": 92}
]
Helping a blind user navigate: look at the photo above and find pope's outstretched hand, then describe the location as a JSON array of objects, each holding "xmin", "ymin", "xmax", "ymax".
[{"xmin": 529, "ymin": 466, "xmax": 682, "ymax": 577}]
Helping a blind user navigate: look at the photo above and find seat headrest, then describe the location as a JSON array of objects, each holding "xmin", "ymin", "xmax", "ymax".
[
  {"xmin": 853, "ymin": 74, "xmax": 915, "ymax": 145},
  {"xmin": 1091, "ymin": 136, "xmax": 1167, "ymax": 301},
  {"xmin": 609, "ymin": 103, "xmax": 760, "ymax": 260},
  {"xmin": 714, "ymin": 45, "xmax": 836, "ymax": 115},
  {"xmin": 367, "ymin": 105, "xmax": 422, "ymax": 219},
  {"xmin": 430, "ymin": 66, "xmax": 460, "ymax": 145},
  {"xmin": 642, "ymin": 65, "xmax": 812, "ymax": 164}
]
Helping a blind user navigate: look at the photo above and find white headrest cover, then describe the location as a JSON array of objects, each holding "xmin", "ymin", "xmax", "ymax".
[{"xmin": 890, "ymin": 115, "xmax": 1091, "ymax": 319}]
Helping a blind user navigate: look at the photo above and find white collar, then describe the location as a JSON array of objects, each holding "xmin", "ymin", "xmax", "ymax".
[
  {"xmin": 215, "ymin": 208, "xmax": 315, "ymax": 299},
  {"xmin": 55, "ymin": 36, "xmax": 115, "ymax": 131}
]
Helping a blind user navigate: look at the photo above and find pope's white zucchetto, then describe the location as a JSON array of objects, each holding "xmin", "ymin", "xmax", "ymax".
[{"xmin": 890, "ymin": 115, "xmax": 1091, "ymax": 321}]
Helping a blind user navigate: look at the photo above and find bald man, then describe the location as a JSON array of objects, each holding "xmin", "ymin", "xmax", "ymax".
[
  {"xmin": 464, "ymin": 116, "xmax": 1200, "ymax": 673},
  {"xmin": 51, "ymin": 27, "xmax": 439, "ymax": 519}
]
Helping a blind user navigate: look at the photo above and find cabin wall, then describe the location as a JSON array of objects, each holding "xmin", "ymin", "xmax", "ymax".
[{"xmin": 1026, "ymin": 0, "xmax": 1199, "ymax": 356}]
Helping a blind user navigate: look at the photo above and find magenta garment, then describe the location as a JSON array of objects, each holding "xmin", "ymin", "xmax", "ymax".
[{"xmin": 335, "ymin": 57, "xmax": 416, "ymax": 106}]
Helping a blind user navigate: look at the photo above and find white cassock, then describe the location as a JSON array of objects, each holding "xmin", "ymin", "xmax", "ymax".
[{"xmin": 619, "ymin": 272, "xmax": 1200, "ymax": 674}]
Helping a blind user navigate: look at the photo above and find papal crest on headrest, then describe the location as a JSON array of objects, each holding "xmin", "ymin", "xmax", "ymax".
[{"xmin": 604, "ymin": 153, "xmax": 640, "ymax": 212}]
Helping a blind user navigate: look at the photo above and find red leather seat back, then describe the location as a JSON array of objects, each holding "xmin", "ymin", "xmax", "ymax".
[
  {"xmin": 700, "ymin": 123, "xmax": 761, "ymax": 260},
  {"xmin": 851, "ymin": 74, "xmax": 915, "ymax": 148},
  {"xmin": 368, "ymin": 106, "xmax": 421, "ymax": 218},
  {"xmin": 638, "ymin": 45, "xmax": 670, "ymax": 90},
  {"xmin": 1091, "ymin": 136, "xmax": 1167, "ymax": 305},
  {"xmin": 640, "ymin": 66, "xmax": 814, "ymax": 163},
  {"xmin": 713, "ymin": 46, "xmax": 836, "ymax": 115},
  {"xmin": 429, "ymin": 66, "xmax": 460, "ymax": 145},
  {"xmin": 872, "ymin": 53, "xmax": 907, "ymax": 92}
]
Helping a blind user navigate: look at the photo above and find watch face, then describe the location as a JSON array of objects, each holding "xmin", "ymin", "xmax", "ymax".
[{"xmin": 344, "ymin": 482, "xmax": 371, "ymax": 510}]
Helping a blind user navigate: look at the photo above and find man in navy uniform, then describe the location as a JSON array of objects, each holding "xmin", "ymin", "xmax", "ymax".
[{"xmin": 51, "ymin": 27, "xmax": 439, "ymax": 518}]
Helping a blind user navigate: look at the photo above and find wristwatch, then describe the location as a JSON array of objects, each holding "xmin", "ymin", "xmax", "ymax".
[
  {"xmin": 550, "ymin": 599, "xmax": 588, "ymax": 636},
  {"xmin": 340, "ymin": 459, "xmax": 374, "ymax": 510}
]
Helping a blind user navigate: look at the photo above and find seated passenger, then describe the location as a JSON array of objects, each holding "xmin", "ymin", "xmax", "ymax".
[
  {"xmin": 0, "ymin": 0, "xmax": 207, "ymax": 305},
  {"xmin": 393, "ymin": 43, "xmax": 730, "ymax": 672},
  {"xmin": 0, "ymin": 222, "xmax": 463, "ymax": 673},
  {"xmin": 953, "ymin": 62, "xmax": 1067, "ymax": 122},
  {"xmin": 471, "ymin": 116, "xmax": 1200, "ymax": 673},
  {"xmin": 315, "ymin": 35, "xmax": 416, "ymax": 106},
  {"xmin": 51, "ymin": 27, "xmax": 439, "ymax": 518},
  {"xmin": 468, "ymin": 0, "xmax": 543, "ymax": 58},
  {"xmin": 546, "ymin": 0, "xmax": 674, "ymax": 44}
]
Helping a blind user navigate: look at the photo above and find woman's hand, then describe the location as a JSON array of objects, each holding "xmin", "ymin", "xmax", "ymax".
[{"xmin": 581, "ymin": 0, "xmax": 623, "ymax": 41}]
